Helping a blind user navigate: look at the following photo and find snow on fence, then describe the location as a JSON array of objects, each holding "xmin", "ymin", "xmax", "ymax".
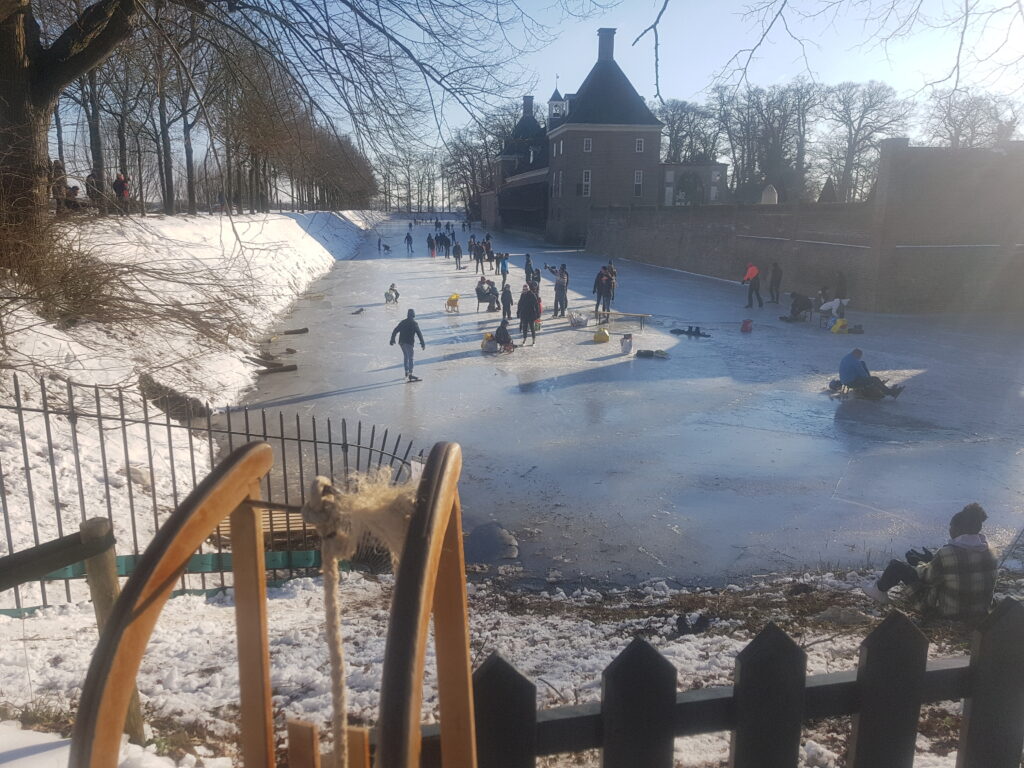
[
  {"xmin": 0, "ymin": 373, "xmax": 420, "ymax": 613},
  {"xmin": 415, "ymin": 605, "xmax": 1024, "ymax": 768}
]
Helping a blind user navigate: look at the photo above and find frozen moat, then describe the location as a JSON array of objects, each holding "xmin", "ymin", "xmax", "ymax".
[{"xmin": 244, "ymin": 215, "xmax": 1024, "ymax": 587}]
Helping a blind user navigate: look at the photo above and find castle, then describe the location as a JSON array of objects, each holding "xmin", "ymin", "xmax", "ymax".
[{"xmin": 481, "ymin": 28, "xmax": 727, "ymax": 245}]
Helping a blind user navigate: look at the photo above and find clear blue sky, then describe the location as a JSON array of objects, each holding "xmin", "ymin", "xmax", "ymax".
[{"xmin": 511, "ymin": 0, "xmax": 1007, "ymax": 105}]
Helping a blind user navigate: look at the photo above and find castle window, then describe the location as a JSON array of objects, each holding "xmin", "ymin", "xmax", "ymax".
[
  {"xmin": 634, "ymin": 170, "xmax": 643, "ymax": 197},
  {"xmin": 559, "ymin": 139, "xmax": 563, "ymax": 155},
  {"xmin": 635, "ymin": 138, "xmax": 644, "ymax": 153},
  {"xmin": 529, "ymin": 147, "xmax": 535, "ymax": 164},
  {"xmin": 582, "ymin": 170, "xmax": 591, "ymax": 197},
  {"xmin": 583, "ymin": 137, "xmax": 592, "ymax": 153},
  {"xmin": 558, "ymin": 170, "xmax": 563, "ymax": 197}
]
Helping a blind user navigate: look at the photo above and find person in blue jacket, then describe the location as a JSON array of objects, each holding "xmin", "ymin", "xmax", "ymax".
[{"xmin": 839, "ymin": 348, "xmax": 904, "ymax": 399}]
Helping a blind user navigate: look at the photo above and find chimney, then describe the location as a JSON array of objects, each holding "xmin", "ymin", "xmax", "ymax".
[
  {"xmin": 522, "ymin": 95, "xmax": 534, "ymax": 118},
  {"xmin": 597, "ymin": 28, "xmax": 615, "ymax": 61}
]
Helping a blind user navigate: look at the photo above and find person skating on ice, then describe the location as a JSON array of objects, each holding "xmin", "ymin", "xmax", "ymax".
[
  {"xmin": 742, "ymin": 263, "xmax": 763, "ymax": 308},
  {"xmin": 390, "ymin": 308, "xmax": 426, "ymax": 381},
  {"xmin": 517, "ymin": 284, "xmax": 540, "ymax": 345}
]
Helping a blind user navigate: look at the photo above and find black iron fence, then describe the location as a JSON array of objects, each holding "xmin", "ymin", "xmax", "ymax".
[{"xmin": 0, "ymin": 373, "xmax": 420, "ymax": 613}]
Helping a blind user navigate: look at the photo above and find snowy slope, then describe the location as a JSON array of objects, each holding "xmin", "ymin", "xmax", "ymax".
[{"xmin": 0, "ymin": 212, "xmax": 374, "ymax": 608}]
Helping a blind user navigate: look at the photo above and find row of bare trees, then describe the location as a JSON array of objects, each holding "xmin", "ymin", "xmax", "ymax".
[
  {"xmin": 39, "ymin": 3, "xmax": 377, "ymax": 218},
  {"xmin": 655, "ymin": 82, "xmax": 1018, "ymax": 203}
]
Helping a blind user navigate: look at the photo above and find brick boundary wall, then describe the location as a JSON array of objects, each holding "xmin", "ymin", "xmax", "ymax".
[{"xmin": 584, "ymin": 139, "xmax": 1024, "ymax": 315}]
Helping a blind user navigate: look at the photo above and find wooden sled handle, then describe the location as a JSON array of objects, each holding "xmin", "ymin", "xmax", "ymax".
[
  {"xmin": 375, "ymin": 441, "xmax": 477, "ymax": 768},
  {"xmin": 70, "ymin": 442, "xmax": 276, "ymax": 768}
]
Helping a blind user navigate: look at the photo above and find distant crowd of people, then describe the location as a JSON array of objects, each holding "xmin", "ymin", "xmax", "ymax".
[{"xmin": 49, "ymin": 160, "xmax": 131, "ymax": 214}]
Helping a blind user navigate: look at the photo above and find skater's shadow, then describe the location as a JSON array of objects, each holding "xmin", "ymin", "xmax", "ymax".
[{"xmin": 243, "ymin": 379, "xmax": 408, "ymax": 410}]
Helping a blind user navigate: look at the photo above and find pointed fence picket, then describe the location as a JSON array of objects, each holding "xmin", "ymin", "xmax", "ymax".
[{"xmin": 416, "ymin": 601, "xmax": 1024, "ymax": 768}]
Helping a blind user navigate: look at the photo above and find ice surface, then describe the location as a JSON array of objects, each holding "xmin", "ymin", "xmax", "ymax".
[{"xmin": 245, "ymin": 218, "xmax": 1024, "ymax": 586}]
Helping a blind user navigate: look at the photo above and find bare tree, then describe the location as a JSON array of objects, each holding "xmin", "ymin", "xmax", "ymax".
[
  {"xmin": 652, "ymin": 99, "xmax": 721, "ymax": 164},
  {"xmin": 822, "ymin": 80, "xmax": 912, "ymax": 201},
  {"xmin": 923, "ymin": 88, "xmax": 1019, "ymax": 148}
]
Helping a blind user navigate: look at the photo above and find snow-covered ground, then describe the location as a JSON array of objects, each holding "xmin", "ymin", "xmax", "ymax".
[
  {"xmin": 5, "ymin": 564, "xmax": 1016, "ymax": 767},
  {"xmin": 1, "ymin": 211, "xmax": 376, "ymax": 610}
]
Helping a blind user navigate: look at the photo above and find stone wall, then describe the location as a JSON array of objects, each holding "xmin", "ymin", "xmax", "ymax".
[{"xmin": 585, "ymin": 140, "xmax": 1024, "ymax": 314}]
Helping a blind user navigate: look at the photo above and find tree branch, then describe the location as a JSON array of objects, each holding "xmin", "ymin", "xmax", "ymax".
[
  {"xmin": 34, "ymin": 0, "xmax": 139, "ymax": 104},
  {"xmin": 0, "ymin": 0, "xmax": 27, "ymax": 26}
]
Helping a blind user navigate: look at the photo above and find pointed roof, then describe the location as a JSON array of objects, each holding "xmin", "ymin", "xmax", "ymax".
[
  {"xmin": 560, "ymin": 59, "xmax": 661, "ymax": 127},
  {"xmin": 549, "ymin": 88, "xmax": 563, "ymax": 102},
  {"xmin": 511, "ymin": 113, "xmax": 544, "ymax": 140}
]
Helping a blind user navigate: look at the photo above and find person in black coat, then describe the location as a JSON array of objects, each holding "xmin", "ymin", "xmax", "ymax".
[
  {"xmin": 389, "ymin": 309, "xmax": 426, "ymax": 380},
  {"xmin": 516, "ymin": 284, "xmax": 540, "ymax": 344},
  {"xmin": 593, "ymin": 266, "xmax": 612, "ymax": 313},
  {"xmin": 500, "ymin": 284, "xmax": 514, "ymax": 320}
]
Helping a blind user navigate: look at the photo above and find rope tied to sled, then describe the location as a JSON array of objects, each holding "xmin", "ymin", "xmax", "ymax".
[{"xmin": 301, "ymin": 470, "xmax": 416, "ymax": 765}]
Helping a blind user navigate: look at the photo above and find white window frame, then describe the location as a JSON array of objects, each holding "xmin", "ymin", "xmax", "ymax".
[
  {"xmin": 559, "ymin": 139, "xmax": 564, "ymax": 155},
  {"xmin": 583, "ymin": 137, "xmax": 592, "ymax": 153},
  {"xmin": 582, "ymin": 169, "xmax": 591, "ymax": 197},
  {"xmin": 633, "ymin": 170, "xmax": 643, "ymax": 197},
  {"xmin": 635, "ymin": 137, "xmax": 644, "ymax": 153}
]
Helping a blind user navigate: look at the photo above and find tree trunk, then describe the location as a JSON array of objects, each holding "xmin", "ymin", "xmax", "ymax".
[
  {"xmin": 116, "ymin": 112, "xmax": 128, "ymax": 174},
  {"xmin": 135, "ymin": 131, "xmax": 144, "ymax": 215},
  {"xmin": 0, "ymin": 14, "xmax": 55, "ymax": 231},
  {"xmin": 86, "ymin": 69, "xmax": 106, "ymax": 210},
  {"xmin": 157, "ymin": 86, "xmax": 175, "ymax": 214},
  {"xmin": 54, "ymin": 96, "xmax": 65, "ymax": 165},
  {"xmin": 183, "ymin": 117, "xmax": 196, "ymax": 215}
]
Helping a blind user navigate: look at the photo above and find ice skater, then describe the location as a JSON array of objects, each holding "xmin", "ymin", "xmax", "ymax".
[
  {"xmin": 862, "ymin": 503, "xmax": 996, "ymax": 620},
  {"xmin": 545, "ymin": 263, "xmax": 569, "ymax": 318},
  {"xmin": 517, "ymin": 284, "xmax": 539, "ymax": 345},
  {"xmin": 839, "ymin": 348, "xmax": 904, "ymax": 399},
  {"xmin": 742, "ymin": 263, "xmax": 763, "ymax": 308},
  {"xmin": 453, "ymin": 241, "xmax": 463, "ymax": 270},
  {"xmin": 389, "ymin": 309, "xmax": 426, "ymax": 381},
  {"xmin": 404, "ymin": 232, "xmax": 413, "ymax": 254},
  {"xmin": 384, "ymin": 284, "xmax": 400, "ymax": 304},
  {"xmin": 500, "ymin": 284, "xmax": 514, "ymax": 321},
  {"xmin": 593, "ymin": 266, "xmax": 612, "ymax": 314}
]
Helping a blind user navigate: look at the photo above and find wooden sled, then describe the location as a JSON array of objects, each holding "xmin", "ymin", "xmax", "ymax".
[{"xmin": 70, "ymin": 440, "xmax": 476, "ymax": 768}]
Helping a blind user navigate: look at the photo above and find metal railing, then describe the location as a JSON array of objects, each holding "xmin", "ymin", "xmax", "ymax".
[{"xmin": 0, "ymin": 373, "xmax": 420, "ymax": 612}]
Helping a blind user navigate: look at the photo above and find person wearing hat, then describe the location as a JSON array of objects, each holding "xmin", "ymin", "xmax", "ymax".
[
  {"xmin": 516, "ymin": 284, "xmax": 540, "ymax": 345},
  {"xmin": 389, "ymin": 308, "xmax": 426, "ymax": 381},
  {"xmin": 862, "ymin": 503, "xmax": 996, "ymax": 619}
]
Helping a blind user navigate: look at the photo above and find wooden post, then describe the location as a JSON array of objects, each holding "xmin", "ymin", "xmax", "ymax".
[
  {"xmin": 957, "ymin": 598, "xmax": 1024, "ymax": 768},
  {"xmin": 601, "ymin": 638, "xmax": 676, "ymax": 768},
  {"xmin": 474, "ymin": 653, "xmax": 536, "ymax": 768},
  {"xmin": 848, "ymin": 611, "xmax": 928, "ymax": 768},
  {"xmin": 730, "ymin": 623, "xmax": 806, "ymax": 768},
  {"xmin": 231, "ymin": 484, "xmax": 275, "ymax": 768},
  {"xmin": 80, "ymin": 518, "xmax": 146, "ymax": 746},
  {"xmin": 287, "ymin": 720, "xmax": 322, "ymax": 768}
]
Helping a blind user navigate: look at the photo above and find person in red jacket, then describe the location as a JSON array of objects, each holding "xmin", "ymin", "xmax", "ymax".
[{"xmin": 742, "ymin": 263, "xmax": 763, "ymax": 308}]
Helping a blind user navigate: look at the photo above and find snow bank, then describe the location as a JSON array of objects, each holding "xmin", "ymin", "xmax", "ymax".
[{"xmin": 0, "ymin": 212, "xmax": 369, "ymax": 607}]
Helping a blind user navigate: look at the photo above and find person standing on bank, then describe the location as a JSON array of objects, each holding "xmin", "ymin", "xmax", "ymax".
[
  {"xmin": 516, "ymin": 284, "xmax": 540, "ymax": 345},
  {"xmin": 742, "ymin": 263, "xmax": 763, "ymax": 308},
  {"xmin": 389, "ymin": 309, "xmax": 426, "ymax": 381},
  {"xmin": 768, "ymin": 262, "xmax": 783, "ymax": 304}
]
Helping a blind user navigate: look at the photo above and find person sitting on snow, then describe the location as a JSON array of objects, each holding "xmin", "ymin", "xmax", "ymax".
[
  {"xmin": 863, "ymin": 503, "xmax": 997, "ymax": 620},
  {"xmin": 494, "ymin": 319, "xmax": 515, "ymax": 352},
  {"xmin": 780, "ymin": 292, "xmax": 813, "ymax": 322},
  {"xmin": 839, "ymin": 348, "xmax": 904, "ymax": 399}
]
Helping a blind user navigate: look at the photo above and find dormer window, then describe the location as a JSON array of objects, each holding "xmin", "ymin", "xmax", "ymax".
[
  {"xmin": 583, "ymin": 138, "xmax": 592, "ymax": 153},
  {"xmin": 635, "ymin": 138, "xmax": 645, "ymax": 153},
  {"xmin": 529, "ymin": 147, "xmax": 535, "ymax": 164}
]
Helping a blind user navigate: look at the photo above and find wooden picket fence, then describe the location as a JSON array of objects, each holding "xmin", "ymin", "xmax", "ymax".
[{"xmin": 414, "ymin": 601, "xmax": 1024, "ymax": 768}]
